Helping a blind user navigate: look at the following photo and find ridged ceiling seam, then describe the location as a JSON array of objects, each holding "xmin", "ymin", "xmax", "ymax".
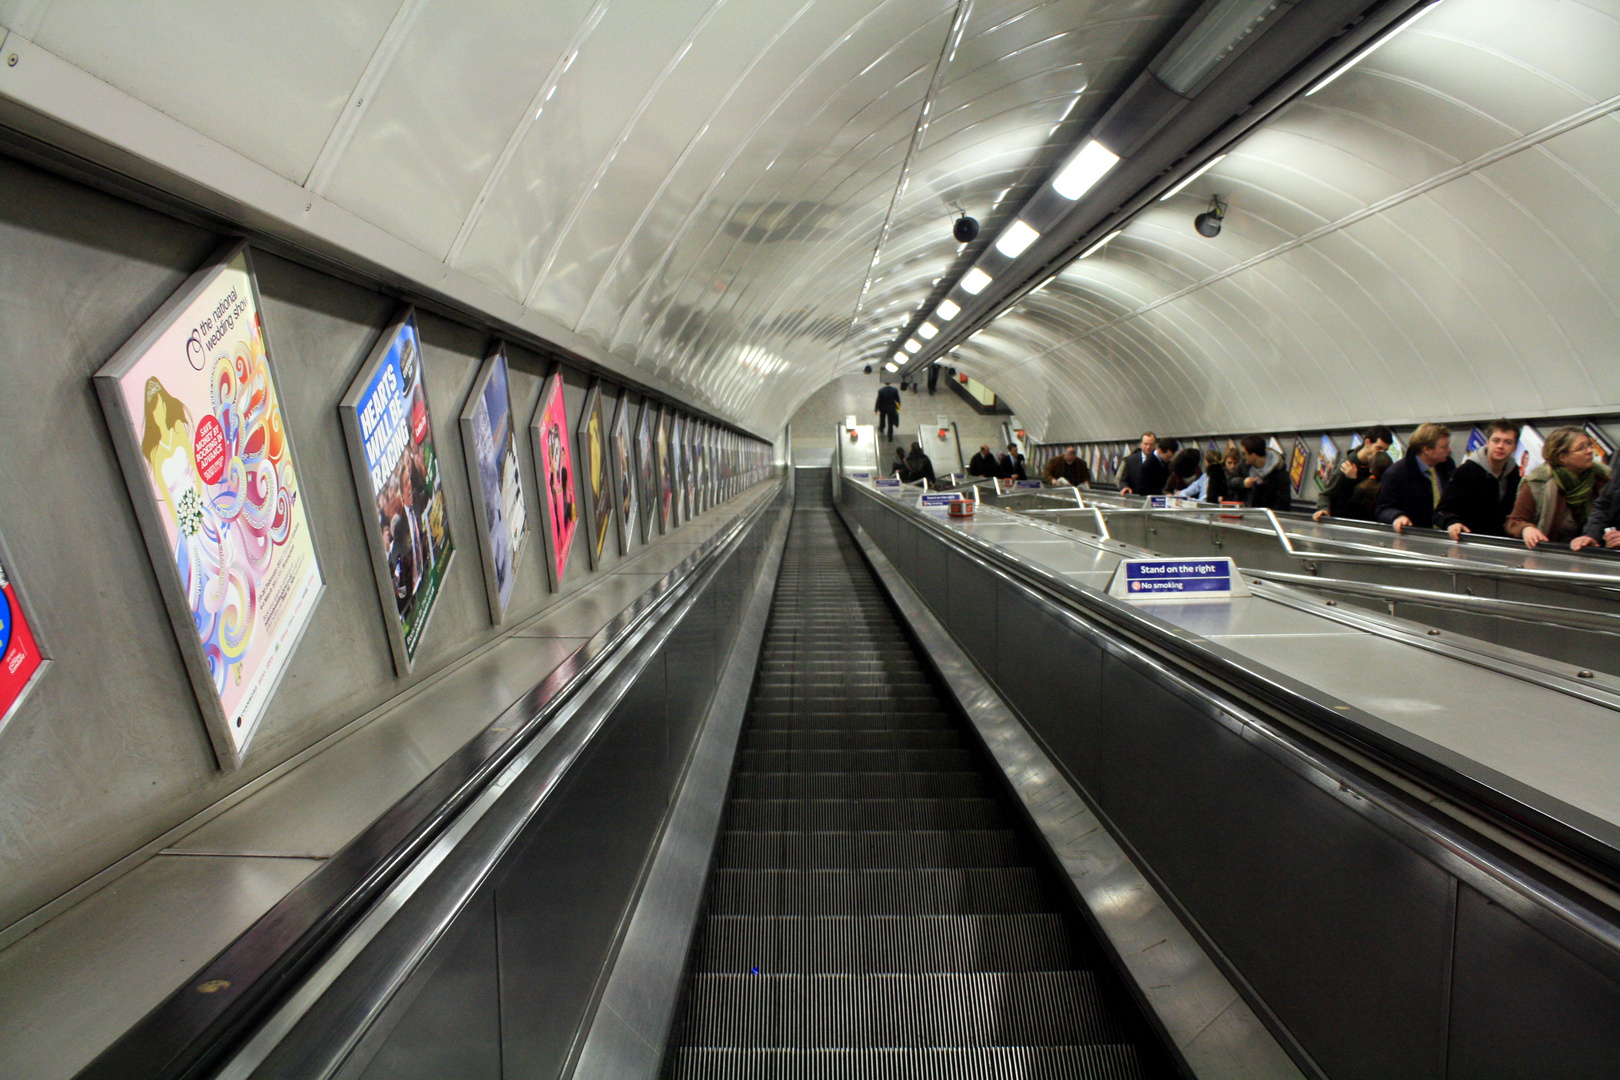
[
  {"xmin": 523, "ymin": 0, "xmax": 731, "ymax": 308},
  {"xmin": 574, "ymin": 0, "xmax": 822, "ymax": 336},
  {"xmin": 607, "ymin": 0, "xmax": 937, "ymax": 363},
  {"xmin": 446, "ymin": 0, "xmax": 613, "ymax": 264}
]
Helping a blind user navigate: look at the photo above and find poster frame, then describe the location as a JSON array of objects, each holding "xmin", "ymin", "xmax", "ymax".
[
  {"xmin": 635, "ymin": 399, "xmax": 659, "ymax": 543},
  {"xmin": 1288, "ymin": 435, "xmax": 1311, "ymax": 495},
  {"xmin": 530, "ymin": 365, "xmax": 581, "ymax": 593},
  {"xmin": 339, "ymin": 305, "xmax": 456, "ymax": 676},
  {"xmin": 574, "ymin": 378, "xmax": 614, "ymax": 570},
  {"xmin": 655, "ymin": 405, "xmax": 672, "ymax": 534},
  {"xmin": 608, "ymin": 391, "xmax": 637, "ymax": 555},
  {"xmin": 458, "ymin": 342, "xmax": 529, "ymax": 624},
  {"xmin": 0, "ymin": 524, "xmax": 51, "ymax": 740},
  {"xmin": 1315, "ymin": 433, "xmax": 1339, "ymax": 490},
  {"xmin": 1584, "ymin": 422, "xmax": 1615, "ymax": 469},
  {"xmin": 95, "ymin": 240, "xmax": 327, "ymax": 767}
]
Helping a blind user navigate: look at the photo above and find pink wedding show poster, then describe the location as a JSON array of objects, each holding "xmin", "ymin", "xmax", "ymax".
[{"xmin": 534, "ymin": 374, "xmax": 578, "ymax": 587}]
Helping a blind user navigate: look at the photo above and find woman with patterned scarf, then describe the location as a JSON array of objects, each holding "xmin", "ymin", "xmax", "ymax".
[{"xmin": 1507, "ymin": 426, "xmax": 1611, "ymax": 549}]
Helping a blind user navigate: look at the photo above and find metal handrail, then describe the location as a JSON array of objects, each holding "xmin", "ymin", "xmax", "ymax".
[{"xmin": 1248, "ymin": 569, "xmax": 1620, "ymax": 634}]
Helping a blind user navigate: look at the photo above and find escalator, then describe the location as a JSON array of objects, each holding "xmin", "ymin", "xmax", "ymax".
[{"xmin": 663, "ymin": 479, "xmax": 1175, "ymax": 1078}]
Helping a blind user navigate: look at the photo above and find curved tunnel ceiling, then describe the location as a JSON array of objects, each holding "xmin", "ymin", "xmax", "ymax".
[
  {"xmin": 1, "ymin": 0, "xmax": 1613, "ymax": 442},
  {"xmin": 945, "ymin": 0, "xmax": 1620, "ymax": 441},
  {"xmin": 0, "ymin": 0, "xmax": 1197, "ymax": 434}
]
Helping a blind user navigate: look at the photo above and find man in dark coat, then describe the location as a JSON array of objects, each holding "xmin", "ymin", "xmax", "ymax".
[
  {"xmin": 1118, "ymin": 432, "xmax": 1168, "ymax": 495},
  {"xmin": 1240, "ymin": 435, "xmax": 1292, "ymax": 510},
  {"xmin": 998, "ymin": 445, "xmax": 1027, "ymax": 480},
  {"xmin": 1573, "ymin": 468, "xmax": 1620, "ymax": 551},
  {"xmin": 1043, "ymin": 446, "xmax": 1090, "ymax": 487},
  {"xmin": 1376, "ymin": 423, "xmax": 1457, "ymax": 532},
  {"xmin": 1437, "ymin": 420, "xmax": 1520, "ymax": 540},
  {"xmin": 968, "ymin": 445, "xmax": 997, "ymax": 476},
  {"xmin": 1314, "ymin": 425, "xmax": 1394, "ymax": 521},
  {"xmin": 875, "ymin": 382, "xmax": 901, "ymax": 441}
]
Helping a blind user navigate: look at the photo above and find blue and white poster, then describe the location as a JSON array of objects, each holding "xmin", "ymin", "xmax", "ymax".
[{"xmin": 461, "ymin": 346, "xmax": 528, "ymax": 622}]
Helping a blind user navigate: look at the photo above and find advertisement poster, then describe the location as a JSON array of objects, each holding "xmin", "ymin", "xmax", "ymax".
[
  {"xmin": 671, "ymin": 413, "xmax": 687, "ymax": 525},
  {"xmin": 340, "ymin": 308, "xmax": 454, "ymax": 674},
  {"xmin": 609, "ymin": 393, "xmax": 637, "ymax": 553},
  {"xmin": 531, "ymin": 369, "xmax": 579, "ymax": 591},
  {"xmin": 657, "ymin": 407, "xmax": 673, "ymax": 533},
  {"xmin": 576, "ymin": 380, "xmax": 614, "ymax": 569},
  {"xmin": 636, "ymin": 400, "xmax": 659, "ymax": 543},
  {"xmin": 1585, "ymin": 423, "xmax": 1614, "ymax": 468},
  {"xmin": 1466, "ymin": 426, "xmax": 1487, "ymax": 455},
  {"xmin": 0, "ymin": 536, "xmax": 48, "ymax": 737},
  {"xmin": 1315, "ymin": 434, "xmax": 1339, "ymax": 489},
  {"xmin": 459, "ymin": 345, "xmax": 528, "ymax": 623},
  {"xmin": 1517, "ymin": 424, "xmax": 1545, "ymax": 474},
  {"xmin": 96, "ymin": 243, "xmax": 324, "ymax": 766},
  {"xmin": 1288, "ymin": 436, "xmax": 1310, "ymax": 494}
]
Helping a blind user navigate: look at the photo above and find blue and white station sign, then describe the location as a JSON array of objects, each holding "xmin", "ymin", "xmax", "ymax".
[
  {"xmin": 1107, "ymin": 556, "xmax": 1250, "ymax": 603},
  {"xmin": 917, "ymin": 492, "xmax": 964, "ymax": 515}
]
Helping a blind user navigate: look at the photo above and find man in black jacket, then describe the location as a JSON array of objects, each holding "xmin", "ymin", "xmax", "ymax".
[
  {"xmin": 1437, "ymin": 420, "xmax": 1520, "ymax": 540},
  {"xmin": 1376, "ymin": 423, "xmax": 1456, "ymax": 532},
  {"xmin": 1313, "ymin": 425, "xmax": 1394, "ymax": 521},
  {"xmin": 968, "ymin": 445, "xmax": 997, "ymax": 476},
  {"xmin": 875, "ymin": 382, "xmax": 901, "ymax": 441},
  {"xmin": 1118, "ymin": 432, "xmax": 1168, "ymax": 496},
  {"xmin": 1573, "ymin": 468, "xmax": 1620, "ymax": 551},
  {"xmin": 997, "ymin": 444, "xmax": 1027, "ymax": 480},
  {"xmin": 1240, "ymin": 435, "xmax": 1292, "ymax": 510}
]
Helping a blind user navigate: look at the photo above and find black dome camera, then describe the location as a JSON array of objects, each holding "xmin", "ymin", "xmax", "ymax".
[
  {"xmin": 863, "ymin": 364, "xmax": 873, "ymax": 374},
  {"xmin": 953, "ymin": 214, "xmax": 979, "ymax": 243},
  {"xmin": 1194, "ymin": 196, "xmax": 1226, "ymax": 238}
]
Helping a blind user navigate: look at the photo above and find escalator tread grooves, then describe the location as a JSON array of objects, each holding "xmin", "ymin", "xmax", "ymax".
[{"xmin": 663, "ymin": 482, "xmax": 1171, "ymax": 1078}]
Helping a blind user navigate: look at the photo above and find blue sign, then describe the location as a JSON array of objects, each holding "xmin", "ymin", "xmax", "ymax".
[
  {"xmin": 919, "ymin": 493, "xmax": 961, "ymax": 507},
  {"xmin": 875, "ymin": 477, "xmax": 902, "ymax": 489},
  {"xmin": 1014, "ymin": 479, "xmax": 1043, "ymax": 489},
  {"xmin": 1108, "ymin": 557, "xmax": 1248, "ymax": 602}
]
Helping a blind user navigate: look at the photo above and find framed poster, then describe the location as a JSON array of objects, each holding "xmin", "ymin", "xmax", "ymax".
[
  {"xmin": 635, "ymin": 400, "xmax": 659, "ymax": 543},
  {"xmin": 0, "ymin": 528, "xmax": 49, "ymax": 738},
  {"xmin": 1584, "ymin": 422, "xmax": 1615, "ymax": 469},
  {"xmin": 1466, "ymin": 426, "xmax": 1488, "ymax": 455},
  {"xmin": 1517, "ymin": 423, "xmax": 1544, "ymax": 475},
  {"xmin": 575, "ymin": 380, "xmax": 614, "ymax": 569},
  {"xmin": 340, "ymin": 307, "xmax": 455, "ymax": 675},
  {"xmin": 1315, "ymin": 434, "xmax": 1339, "ymax": 489},
  {"xmin": 608, "ymin": 392, "xmax": 638, "ymax": 554},
  {"xmin": 96, "ymin": 241, "xmax": 324, "ymax": 767},
  {"xmin": 1288, "ymin": 435, "xmax": 1311, "ymax": 494},
  {"xmin": 671, "ymin": 413, "xmax": 687, "ymax": 526},
  {"xmin": 531, "ymin": 367, "xmax": 580, "ymax": 591},
  {"xmin": 459, "ymin": 344, "xmax": 528, "ymax": 623},
  {"xmin": 657, "ymin": 408, "xmax": 673, "ymax": 533}
]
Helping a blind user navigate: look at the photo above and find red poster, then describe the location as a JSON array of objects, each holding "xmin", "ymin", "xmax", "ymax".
[{"xmin": 0, "ymin": 557, "xmax": 44, "ymax": 729}]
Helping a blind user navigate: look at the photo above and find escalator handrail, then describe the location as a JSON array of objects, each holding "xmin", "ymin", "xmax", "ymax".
[
  {"xmin": 73, "ymin": 481, "xmax": 786, "ymax": 1080},
  {"xmin": 844, "ymin": 482, "xmax": 1620, "ymax": 924}
]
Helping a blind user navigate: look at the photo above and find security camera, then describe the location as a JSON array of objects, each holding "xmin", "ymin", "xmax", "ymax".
[
  {"xmin": 953, "ymin": 214, "xmax": 979, "ymax": 243},
  {"xmin": 1194, "ymin": 196, "xmax": 1226, "ymax": 238},
  {"xmin": 863, "ymin": 364, "xmax": 873, "ymax": 374}
]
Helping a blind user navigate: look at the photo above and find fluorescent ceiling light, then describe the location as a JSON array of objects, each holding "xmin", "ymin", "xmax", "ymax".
[
  {"xmin": 1080, "ymin": 229, "xmax": 1122, "ymax": 258},
  {"xmin": 1307, "ymin": 0, "xmax": 1442, "ymax": 96},
  {"xmin": 892, "ymin": 352, "xmax": 906, "ymax": 363},
  {"xmin": 917, "ymin": 322, "xmax": 938, "ymax": 339},
  {"xmin": 1159, "ymin": 154, "xmax": 1227, "ymax": 201},
  {"xmin": 937, "ymin": 299, "xmax": 960, "ymax": 320},
  {"xmin": 903, "ymin": 339, "xmax": 921, "ymax": 353},
  {"xmin": 961, "ymin": 267, "xmax": 993, "ymax": 294},
  {"xmin": 995, "ymin": 219, "xmax": 1041, "ymax": 257},
  {"xmin": 1154, "ymin": 0, "xmax": 1282, "ymax": 95},
  {"xmin": 1052, "ymin": 140, "xmax": 1119, "ymax": 200},
  {"xmin": 884, "ymin": 361, "xmax": 899, "ymax": 372}
]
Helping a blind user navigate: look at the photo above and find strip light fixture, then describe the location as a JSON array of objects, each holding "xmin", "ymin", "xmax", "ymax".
[
  {"xmin": 1052, "ymin": 139, "xmax": 1120, "ymax": 200},
  {"xmin": 917, "ymin": 322, "xmax": 938, "ymax": 339},
  {"xmin": 884, "ymin": 361, "xmax": 900, "ymax": 372},
  {"xmin": 994, "ymin": 219, "xmax": 1041, "ymax": 257},
  {"xmin": 1159, "ymin": 153, "xmax": 1227, "ymax": 201},
  {"xmin": 1080, "ymin": 229, "xmax": 1122, "ymax": 258},
  {"xmin": 903, "ymin": 339, "xmax": 921, "ymax": 352},
  {"xmin": 937, "ymin": 299, "xmax": 960, "ymax": 320},
  {"xmin": 961, "ymin": 267, "xmax": 993, "ymax": 294},
  {"xmin": 1307, "ymin": 0, "xmax": 1442, "ymax": 96}
]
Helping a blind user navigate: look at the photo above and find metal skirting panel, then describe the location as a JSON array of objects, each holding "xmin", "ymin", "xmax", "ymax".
[
  {"xmin": 567, "ymin": 486, "xmax": 793, "ymax": 1079},
  {"xmin": 837, "ymin": 504, "xmax": 1302, "ymax": 1080},
  {"xmin": 837, "ymin": 482, "xmax": 1620, "ymax": 1079}
]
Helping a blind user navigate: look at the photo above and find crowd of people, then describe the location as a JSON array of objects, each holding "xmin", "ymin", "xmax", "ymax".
[{"xmin": 1034, "ymin": 423, "xmax": 1620, "ymax": 552}]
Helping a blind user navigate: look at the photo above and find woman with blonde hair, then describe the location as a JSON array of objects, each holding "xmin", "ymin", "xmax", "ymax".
[{"xmin": 1507, "ymin": 426, "xmax": 1611, "ymax": 549}]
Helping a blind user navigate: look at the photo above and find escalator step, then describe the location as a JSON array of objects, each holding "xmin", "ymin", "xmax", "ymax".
[
  {"xmin": 717, "ymin": 829, "xmax": 1027, "ymax": 870},
  {"xmin": 730, "ymin": 771, "xmax": 988, "ymax": 799},
  {"xmin": 694, "ymin": 914, "xmax": 1083, "ymax": 973},
  {"xmin": 742, "ymin": 729, "xmax": 963, "ymax": 751},
  {"xmin": 725, "ymin": 798, "xmax": 1006, "ymax": 831},
  {"xmin": 666, "ymin": 1044, "xmax": 1155, "ymax": 1080},
  {"xmin": 706, "ymin": 868, "xmax": 1057, "ymax": 916},
  {"xmin": 736, "ymin": 747, "xmax": 977, "ymax": 773}
]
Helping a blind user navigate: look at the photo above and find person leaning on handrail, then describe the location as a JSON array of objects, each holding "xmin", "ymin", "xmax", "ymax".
[
  {"xmin": 1118, "ymin": 431, "xmax": 1167, "ymax": 495},
  {"xmin": 968, "ymin": 444, "xmax": 997, "ymax": 476},
  {"xmin": 1239, "ymin": 435, "xmax": 1291, "ymax": 510},
  {"xmin": 1165, "ymin": 447, "xmax": 1203, "ymax": 495},
  {"xmin": 1313, "ymin": 425, "xmax": 1394, "ymax": 522},
  {"xmin": 1436, "ymin": 420, "xmax": 1520, "ymax": 541},
  {"xmin": 1177, "ymin": 450, "xmax": 1223, "ymax": 502},
  {"xmin": 1376, "ymin": 423, "xmax": 1456, "ymax": 533},
  {"xmin": 1508, "ymin": 426, "xmax": 1611, "ymax": 549},
  {"xmin": 1572, "ymin": 466, "xmax": 1620, "ymax": 551},
  {"xmin": 904, "ymin": 441, "xmax": 936, "ymax": 488},
  {"xmin": 1043, "ymin": 446, "xmax": 1091, "ymax": 487}
]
